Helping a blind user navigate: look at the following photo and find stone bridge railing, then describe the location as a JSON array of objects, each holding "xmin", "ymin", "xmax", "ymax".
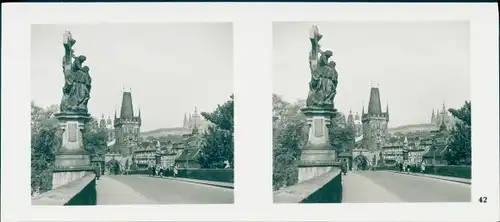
[
  {"xmin": 273, "ymin": 169, "xmax": 342, "ymax": 203},
  {"xmin": 32, "ymin": 174, "xmax": 96, "ymax": 205},
  {"xmin": 128, "ymin": 168, "xmax": 235, "ymax": 184},
  {"xmin": 177, "ymin": 168, "xmax": 234, "ymax": 183}
]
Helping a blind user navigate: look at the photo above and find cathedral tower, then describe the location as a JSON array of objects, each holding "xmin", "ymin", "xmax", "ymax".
[
  {"xmin": 346, "ymin": 109, "xmax": 355, "ymax": 130},
  {"xmin": 361, "ymin": 87, "xmax": 389, "ymax": 150},
  {"xmin": 114, "ymin": 90, "xmax": 141, "ymax": 156},
  {"xmin": 431, "ymin": 109, "xmax": 436, "ymax": 124},
  {"xmin": 353, "ymin": 112, "xmax": 363, "ymax": 138},
  {"xmin": 99, "ymin": 114, "xmax": 106, "ymax": 128},
  {"xmin": 192, "ymin": 106, "xmax": 201, "ymax": 129},
  {"xmin": 183, "ymin": 113, "xmax": 189, "ymax": 128}
]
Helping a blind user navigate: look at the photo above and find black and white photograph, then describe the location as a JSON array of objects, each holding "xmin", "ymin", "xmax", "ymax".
[
  {"xmin": 30, "ymin": 23, "xmax": 234, "ymax": 205},
  {"xmin": 2, "ymin": 3, "xmax": 499, "ymax": 222},
  {"xmin": 273, "ymin": 22, "xmax": 472, "ymax": 203}
]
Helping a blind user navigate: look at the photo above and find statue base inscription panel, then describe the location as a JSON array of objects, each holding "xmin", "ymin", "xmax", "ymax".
[{"xmin": 52, "ymin": 112, "xmax": 94, "ymax": 188}]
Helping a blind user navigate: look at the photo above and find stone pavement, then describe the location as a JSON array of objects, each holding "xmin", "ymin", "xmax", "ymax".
[
  {"xmin": 110, "ymin": 175, "xmax": 233, "ymax": 204},
  {"xmin": 343, "ymin": 171, "xmax": 470, "ymax": 202},
  {"xmin": 392, "ymin": 171, "xmax": 471, "ymax": 184},
  {"xmin": 342, "ymin": 171, "xmax": 402, "ymax": 203},
  {"xmin": 148, "ymin": 175, "xmax": 234, "ymax": 189},
  {"xmin": 96, "ymin": 176, "xmax": 156, "ymax": 205}
]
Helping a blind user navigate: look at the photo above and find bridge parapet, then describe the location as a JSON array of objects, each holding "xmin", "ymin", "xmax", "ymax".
[
  {"xmin": 128, "ymin": 168, "xmax": 234, "ymax": 184},
  {"xmin": 177, "ymin": 168, "xmax": 234, "ymax": 183},
  {"xmin": 273, "ymin": 169, "xmax": 342, "ymax": 203},
  {"xmin": 32, "ymin": 174, "xmax": 96, "ymax": 205}
]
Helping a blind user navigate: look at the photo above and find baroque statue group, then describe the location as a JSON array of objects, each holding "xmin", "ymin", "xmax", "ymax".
[
  {"xmin": 60, "ymin": 31, "xmax": 92, "ymax": 114},
  {"xmin": 306, "ymin": 25, "xmax": 339, "ymax": 109}
]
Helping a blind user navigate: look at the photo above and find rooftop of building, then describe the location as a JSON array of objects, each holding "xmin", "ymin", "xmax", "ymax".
[
  {"xmin": 422, "ymin": 144, "xmax": 447, "ymax": 158},
  {"xmin": 389, "ymin": 123, "xmax": 438, "ymax": 131},
  {"xmin": 175, "ymin": 148, "xmax": 201, "ymax": 161}
]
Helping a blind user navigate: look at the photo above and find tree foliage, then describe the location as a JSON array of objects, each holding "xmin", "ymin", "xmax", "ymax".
[
  {"xmin": 198, "ymin": 94, "xmax": 234, "ymax": 169},
  {"xmin": 31, "ymin": 102, "xmax": 59, "ymax": 196},
  {"xmin": 328, "ymin": 112, "xmax": 355, "ymax": 155},
  {"xmin": 82, "ymin": 118, "xmax": 108, "ymax": 160},
  {"xmin": 272, "ymin": 94, "xmax": 308, "ymax": 190},
  {"xmin": 445, "ymin": 101, "xmax": 471, "ymax": 165}
]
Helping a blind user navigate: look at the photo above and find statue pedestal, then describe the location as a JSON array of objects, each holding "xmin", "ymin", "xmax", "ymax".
[
  {"xmin": 52, "ymin": 112, "xmax": 95, "ymax": 189},
  {"xmin": 298, "ymin": 107, "xmax": 337, "ymax": 183}
]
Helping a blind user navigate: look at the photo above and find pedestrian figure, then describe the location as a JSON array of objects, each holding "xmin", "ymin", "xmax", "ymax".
[
  {"xmin": 147, "ymin": 164, "xmax": 150, "ymax": 176},
  {"xmin": 341, "ymin": 159, "xmax": 348, "ymax": 175},
  {"xmin": 95, "ymin": 166, "xmax": 100, "ymax": 180},
  {"xmin": 173, "ymin": 164, "xmax": 179, "ymax": 177},
  {"xmin": 420, "ymin": 161, "xmax": 426, "ymax": 173},
  {"xmin": 150, "ymin": 161, "xmax": 155, "ymax": 176}
]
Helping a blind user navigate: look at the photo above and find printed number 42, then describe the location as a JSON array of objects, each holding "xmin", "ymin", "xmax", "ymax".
[{"xmin": 478, "ymin": 197, "xmax": 488, "ymax": 203}]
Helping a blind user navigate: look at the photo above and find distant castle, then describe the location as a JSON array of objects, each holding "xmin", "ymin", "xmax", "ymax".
[
  {"xmin": 137, "ymin": 106, "xmax": 212, "ymax": 139},
  {"xmin": 431, "ymin": 103, "xmax": 455, "ymax": 129},
  {"xmin": 182, "ymin": 107, "xmax": 205, "ymax": 132}
]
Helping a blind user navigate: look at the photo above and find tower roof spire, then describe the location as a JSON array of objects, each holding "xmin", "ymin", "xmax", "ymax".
[
  {"xmin": 120, "ymin": 90, "xmax": 135, "ymax": 119},
  {"xmin": 347, "ymin": 109, "xmax": 354, "ymax": 123},
  {"xmin": 367, "ymin": 87, "xmax": 382, "ymax": 115},
  {"xmin": 183, "ymin": 113, "xmax": 188, "ymax": 128},
  {"xmin": 439, "ymin": 112, "xmax": 447, "ymax": 131},
  {"xmin": 431, "ymin": 109, "xmax": 436, "ymax": 123}
]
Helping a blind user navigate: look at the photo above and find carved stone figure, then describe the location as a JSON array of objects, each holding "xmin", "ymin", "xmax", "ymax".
[
  {"xmin": 60, "ymin": 31, "xmax": 92, "ymax": 113},
  {"xmin": 305, "ymin": 26, "xmax": 339, "ymax": 109}
]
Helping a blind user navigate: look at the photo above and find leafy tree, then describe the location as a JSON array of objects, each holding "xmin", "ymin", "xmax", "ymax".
[
  {"xmin": 328, "ymin": 112, "xmax": 355, "ymax": 155},
  {"xmin": 272, "ymin": 94, "xmax": 308, "ymax": 190},
  {"xmin": 444, "ymin": 101, "xmax": 471, "ymax": 165},
  {"xmin": 31, "ymin": 102, "xmax": 59, "ymax": 195},
  {"xmin": 82, "ymin": 118, "xmax": 108, "ymax": 160},
  {"xmin": 198, "ymin": 94, "xmax": 234, "ymax": 169}
]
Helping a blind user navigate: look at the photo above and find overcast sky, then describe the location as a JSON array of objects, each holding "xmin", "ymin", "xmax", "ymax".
[
  {"xmin": 273, "ymin": 21, "xmax": 470, "ymax": 127},
  {"xmin": 31, "ymin": 23, "xmax": 233, "ymax": 131}
]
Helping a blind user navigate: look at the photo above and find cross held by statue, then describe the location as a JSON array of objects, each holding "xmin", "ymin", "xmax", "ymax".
[{"xmin": 309, "ymin": 25, "xmax": 322, "ymax": 70}]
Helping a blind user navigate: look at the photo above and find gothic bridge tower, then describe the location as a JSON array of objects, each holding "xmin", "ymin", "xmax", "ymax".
[
  {"xmin": 114, "ymin": 90, "xmax": 142, "ymax": 156},
  {"xmin": 361, "ymin": 87, "xmax": 389, "ymax": 150}
]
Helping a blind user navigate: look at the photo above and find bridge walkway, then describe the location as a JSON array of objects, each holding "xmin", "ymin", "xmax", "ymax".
[
  {"xmin": 342, "ymin": 171, "xmax": 470, "ymax": 203},
  {"xmin": 97, "ymin": 175, "xmax": 233, "ymax": 205}
]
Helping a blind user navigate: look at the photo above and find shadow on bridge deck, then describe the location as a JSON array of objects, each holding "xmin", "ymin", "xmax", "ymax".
[
  {"xmin": 97, "ymin": 175, "xmax": 234, "ymax": 205},
  {"xmin": 342, "ymin": 171, "xmax": 471, "ymax": 203}
]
